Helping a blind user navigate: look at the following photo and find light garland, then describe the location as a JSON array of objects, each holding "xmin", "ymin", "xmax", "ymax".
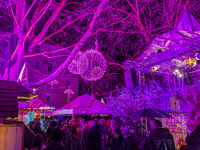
[
  {"xmin": 106, "ymin": 81, "xmax": 165, "ymax": 118},
  {"xmin": 77, "ymin": 50, "xmax": 107, "ymax": 81},
  {"xmin": 68, "ymin": 52, "xmax": 83, "ymax": 74},
  {"xmin": 28, "ymin": 111, "xmax": 34, "ymax": 124},
  {"xmin": 161, "ymin": 112, "xmax": 187, "ymax": 149}
]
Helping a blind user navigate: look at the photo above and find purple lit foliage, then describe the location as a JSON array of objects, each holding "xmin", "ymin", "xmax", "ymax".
[{"xmin": 107, "ymin": 81, "xmax": 166, "ymax": 118}]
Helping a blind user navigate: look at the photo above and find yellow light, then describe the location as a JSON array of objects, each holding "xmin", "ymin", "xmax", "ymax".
[
  {"xmin": 183, "ymin": 57, "xmax": 197, "ymax": 68},
  {"xmin": 17, "ymin": 95, "xmax": 37, "ymax": 100},
  {"xmin": 152, "ymin": 65, "xmax": 160, "ymax": 71},
  {"xmin": 178, "ymin": 74, "xmax": 182, "ymax": 77}
]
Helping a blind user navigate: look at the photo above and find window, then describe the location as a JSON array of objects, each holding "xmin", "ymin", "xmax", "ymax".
[
  {"xmin": 66, "ymin": 68, "xmax": 70, "ymax": 74},
  {"xmin": 35, "ymin": 46, "xmax": 40, "ymax": 53},
  {"xmin": 46, "ymin": 94, "xmax": 51, "ymax": 102},
  {"xmin": 35, "ymin": 61, "xmax": 40, "ymax": 70},
  {"xmin": 48, "ymin": 64, "xmax": 52, "ymax": 72},
  {"xmin": 66, "ymin": 81, "xmax": 70, "ymax": 86},
  {"xmin": 46, "ymin": 84, "xmax": 51, "ymax": 88}
]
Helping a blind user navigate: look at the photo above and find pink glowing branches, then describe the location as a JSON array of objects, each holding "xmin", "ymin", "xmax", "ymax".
[
  {"xmin": 68, "ymin": 51, "xmax": 83, "ymax": 74},
  {"xmin": 77, "ymin": 50, "xmax": 107, "ymax": 81}
]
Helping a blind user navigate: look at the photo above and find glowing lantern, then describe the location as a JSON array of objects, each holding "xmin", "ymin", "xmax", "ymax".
[
  {"xmin": 77, "ymin": 50, "xmax": 107, "ymax": 81},
  {"xmin": 68, "ymin": 52, "xmax": 83, "ymax": 74},
  {"xmin": 152, "ymin": 65, "xmax": 160, "ymax": 71},
  {"xmin": 183, "ymin": 57, "xmax": 196, "ymax": 68}
]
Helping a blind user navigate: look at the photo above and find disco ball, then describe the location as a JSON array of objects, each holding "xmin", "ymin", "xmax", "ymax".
[
  {"xmin": 77, "ymin": 50, "xmax": 107, "ymax": 81},
  {"xmin": 68, "ymin": 52, "xmax": 83, "ymax": 74}
]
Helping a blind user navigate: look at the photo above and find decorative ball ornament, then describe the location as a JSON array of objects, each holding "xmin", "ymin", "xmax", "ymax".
[
  {"xmin": 68, "ymin": 52, "xmax": 83, "ymax": 74},
  {"xmin": 77, "ymin": 50, "xmax": 107, "ymax": 81},
  {"xmin": 183, "ymin": 57, "xmax": 197, "ymax": 68},
  {"xmin": 195, "ymin": 52, "xmax": 200, "ymax": 60}
]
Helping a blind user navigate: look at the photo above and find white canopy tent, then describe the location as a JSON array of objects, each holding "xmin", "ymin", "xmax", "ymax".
[{"xmin": 53, "ymin": 94, "xmax": 112, "ymax": 116}]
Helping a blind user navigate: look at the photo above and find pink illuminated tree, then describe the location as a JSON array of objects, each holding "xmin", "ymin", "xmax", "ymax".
[{"xmin": 0, "ymin": 0, "xmax": 198, "ymax": 95}]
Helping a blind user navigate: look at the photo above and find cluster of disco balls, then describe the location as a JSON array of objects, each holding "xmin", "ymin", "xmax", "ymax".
[{"xmin": 68, "ymin": 50, "xmax": 107, "ymax": 81}]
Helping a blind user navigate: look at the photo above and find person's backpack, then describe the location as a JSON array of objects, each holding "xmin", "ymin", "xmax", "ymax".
[{"xmin": 158, "ymin": 135, "xmax": 170, "ymax": 150}]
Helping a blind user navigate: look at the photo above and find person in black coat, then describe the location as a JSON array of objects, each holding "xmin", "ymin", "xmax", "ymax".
[
  {"xmin": 45, "ymin": 128, "xmax": 65, "ymax": 150},
  {"xmin": 65, "ymin": 123, "xmax": 83, "ymax": 150},
  {"xmin": 46, "ymin": 121, "xmax": 57, "ymax": 144},
  {"xmin": 104, "ymin": 128, "xmax": 129, "ymax": 150},
  {"xmin": 86, "ymin": 118, "xmax": 107, "ymax": 150},
  {"xmin": 34, "ymin": 121, "xmax": 47, "ymax": 142},
  {"xmin": 146, "ymin": 120, "xmax": 175, "ymax": 150},
  {"xmin": 181, "ymin": 125, "xmax": 200, "ymax": 150},
  {"xmin": 83, "ymin": 124, "xmax": 90, "ymax": 150}
]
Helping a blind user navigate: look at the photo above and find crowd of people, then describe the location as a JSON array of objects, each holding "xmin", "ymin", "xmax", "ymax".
[
  {"xmin": 26, "ymin": 116, "xmax": 130, "ymax": 150},
  {"xmin": 25, "ymin": 116, "xmax": 200, "ymax": 150}
]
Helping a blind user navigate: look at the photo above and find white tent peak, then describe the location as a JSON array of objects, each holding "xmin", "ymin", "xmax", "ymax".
[
  {"xmin": 176, "ymin": 9, "xmax": 200, "ymax": 32},
  {"xmin": 53, "ymin": 93, "xmax": 112, "ymax": 115}
]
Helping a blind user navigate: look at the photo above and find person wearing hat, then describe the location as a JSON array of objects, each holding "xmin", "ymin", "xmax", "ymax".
[
  {"xmin": 83, "ymin": 124, "xmax": 90, "ymax": 150},
  {"xmin": 65, "ymin": 123, "xmax": 83, "ymax": 150}
]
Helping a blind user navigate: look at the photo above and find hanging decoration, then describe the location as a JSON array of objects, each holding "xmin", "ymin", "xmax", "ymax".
[
  {"xmin": 183, "ymin": 57, "xmax": 196, "ymax": 68},
  {"xmin": 68, "ymin": 52, "xmax": 83, "ymax": 74},
  {"xmin": 77, "ymin": 50, "xmax": 107, "ymax": 81},
  {"xmin": 151, "ymin": 65, "xmax": 160, "ymax": 72},
  {"xmin": 88, "ymin": 92, "xmax": 95, "ymax": 108},
  {"xmin": 64, "ymin": 87, "xmax": 74, "ymax": 103},
  {"xmin": 195, "ymin": 52, "xmax": 200, "ymax": 60}
]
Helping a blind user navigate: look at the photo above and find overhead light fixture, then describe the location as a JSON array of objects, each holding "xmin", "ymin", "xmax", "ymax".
[{"xmin": 178, "ymin": 74, "xmax": 183, "ymax": 77}]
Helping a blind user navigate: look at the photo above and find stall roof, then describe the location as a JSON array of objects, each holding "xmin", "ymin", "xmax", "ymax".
[{"xmin": 53, "ymin": 93, "xmax": 112, "ymax": 116}]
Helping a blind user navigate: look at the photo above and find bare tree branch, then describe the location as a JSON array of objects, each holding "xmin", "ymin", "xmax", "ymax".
[{"xmin": 29, "ymin": 0, "xmax": 109, "ymax": 87}]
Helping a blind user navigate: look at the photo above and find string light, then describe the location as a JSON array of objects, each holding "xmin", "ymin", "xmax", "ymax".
[
  {"xmin": 28, "ymin": 111, "xmax": 34, "ymax": 124},
  {"xmin": 68, "ymin": 52, "xmax": 83, "ymax": 74},
  {"xmin": 77, "ymin": 50, "xmax": 107, "ymax": 81}
]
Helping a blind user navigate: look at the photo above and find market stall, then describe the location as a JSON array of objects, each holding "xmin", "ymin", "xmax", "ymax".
[{"xmin": 18, "ymin": 98, "xmax": 55, "ymax": 127}]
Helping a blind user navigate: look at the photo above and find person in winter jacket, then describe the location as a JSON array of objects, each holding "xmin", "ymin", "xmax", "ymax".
[
  {"xmin": 69, "ymin": 123, "xmax": 83, "ymax": 150},
  {"xmin": 29, "ymin": 121, "xmax": 36, "ymax": 132},
  {"xmin": 104, "ymin": 128, "xmax": 129, "ymax": 150},
  {"xmin": 146, "ymin": 120, "xmax": 176, "ymax": 150},
  {"xmin": 30, "ymin": 134, "xmax": 46, "ymax": 150},
  {"xmin": 107, "ymin": 120, "xmax": 118, "ymax": 141},
  {"xmin": 46, "ymin": 121, "xmax": 57, "ymax": 144},
  {"xmin": 46, "ymin": 121, "xmax": 57, "ymax": 138},
  {"xmin": 86, "ymin": 118, "xmax": 107, "ymax": 150},
  {"xmin": 34, "ymin": 121, "xmax": 47, "ymax": 142},
  {"xmin": 181, "ymin": 125, "xmax": 200, "ymax": 150},
  {"xmin": 83, "ymin": 124, "xmax": 90, "ymax": 150},
  {"xmin": 45, "ymin": 128, "xmax": 65, "ymax": 150}
]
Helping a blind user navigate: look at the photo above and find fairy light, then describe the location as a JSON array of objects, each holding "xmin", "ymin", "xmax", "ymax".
[
  {"xmin": 28, "ymin": 111, "xmax": 34, "ymax": 124},
  {"xmin": 161, "ymin": 112, "xmax": 187, "ymax": 149},
  {"xmin": 77, "ymin": 50, "xmax": 107, "ymax": 81},
  {"xmin": 68, "ymin": 51, "xmax": 83, "ymax": 74}
]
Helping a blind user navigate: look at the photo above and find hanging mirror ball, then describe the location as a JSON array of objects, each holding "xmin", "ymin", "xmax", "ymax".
[{"xmin": 77, "ymin": 50, "xmax": 107, "ymax": 81}]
